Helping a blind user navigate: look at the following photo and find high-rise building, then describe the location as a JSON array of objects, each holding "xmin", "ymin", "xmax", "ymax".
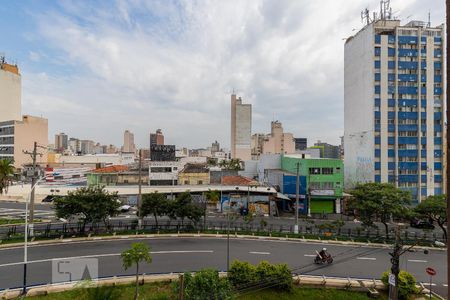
[
  {"xmin": 294, "ymin": 138, "xmax": 307, "ymax": 151},
  {"xmin": 211, "ymin": 141, "xmax": 220, "ymax": 153},
  {"xmin": 68, "ymin": 138, "xmax": 81, "ymax": 154},
  {"xmin": 55, "ymin": 133, "xmax": 68, "ymax": 152},
  {"xmin": 344, "ymin": 11, "xmax": 444, "ymax": 202},
  {"xmin": 0, "ymin": 57, "xmax": 21, "ymax": 122},
  {"xmin": 312, "ymin": 141, "xmax": 340, "ymax": 159},
  {"xmin": 80, "ymin": 140, "xmax": 95, "ymax": 155},
  {"xmin": 251, "ymin": 121, "xmax": 295, "ymax": 158},
  {"xmin": 0, "ymin": 115, "xmax": 48, "ymax": 168},
  {"xmin": 150, "ymin": 129, "xmax": 164, "ymax": 148},
  {"xmin": 230, "ymin": 94, "xmax": 251, "ymax": 161},
  {"xmin": 123, "ymin": 130, "xmax": 136, "ymax": 153}
]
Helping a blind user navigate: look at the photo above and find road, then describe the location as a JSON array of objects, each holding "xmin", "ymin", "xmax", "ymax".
[
  {"xmin": 0, "ymin": 201, "xmax": 445, "ymax": 239},
  {"xmin": 0, "ymin": 237, "xmax": 446, "ymax": 298}
]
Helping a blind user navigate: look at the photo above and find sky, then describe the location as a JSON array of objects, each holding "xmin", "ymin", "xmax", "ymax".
[{"xmin": 0, "ymin": 0, "xmax": 445, "ymax": 149}]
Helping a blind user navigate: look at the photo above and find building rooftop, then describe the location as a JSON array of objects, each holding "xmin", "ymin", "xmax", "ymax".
[
  {"xmin": 0, "ymin": 58, "xmax": 20, "ymax": 75},
  {"xmin": 180, "ymin": 163, "xmax": 209, "ymax": 174},
  {"xmin": 92, "ymin": 165, "xmax": 129, "ymax": 173},
  {"xmin": 221, "ymin": 175, "xmax": 259, "ymax": 186}
]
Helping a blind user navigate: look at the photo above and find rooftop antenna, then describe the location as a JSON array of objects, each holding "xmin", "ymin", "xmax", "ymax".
[
  {"xmin": 427, "ymin": 10, "xmax": 431, "ymax": 27},
  {"xmin": 361, "ymin": 8, "xmax": 371, "ymax": 25}
]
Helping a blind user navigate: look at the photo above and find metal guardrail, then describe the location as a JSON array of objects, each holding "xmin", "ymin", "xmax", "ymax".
[{"xmin": 0, "ymin": 219, "xmax": 445, "ymax": 245}]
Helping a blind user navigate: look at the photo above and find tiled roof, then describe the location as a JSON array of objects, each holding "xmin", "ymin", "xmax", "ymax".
[
  {"xmin": 180, "ymin": 163, "xmax": 209, "ymax": 173},
  {"xmin": 221, "ymin": 175, "xmax": 259, "ymax": 186},
  {"xmin": 92, "ymin": 165, "xmax": 129, "ymax": 173}
]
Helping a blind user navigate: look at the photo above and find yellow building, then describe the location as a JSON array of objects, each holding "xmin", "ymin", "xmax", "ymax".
[{"xmin": 178, "ymin": 163, "xmax": 210, "ymax": 185}]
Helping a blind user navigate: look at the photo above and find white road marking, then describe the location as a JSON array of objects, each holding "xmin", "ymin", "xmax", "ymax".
[
  {"xmin": 0, "ymin": 250, "xmax": 214, "ymax": 268},
  {"xmin": 443, "ymin": 284, "xmax": 448, "ymax": 287},
  {"xmin": 304, "ymin": 254, "xmax": 316, "ymax": 257},
  {"xmin": 407, "ymin": 259, "xmax": 427, "ymax": 263},
  {"xmin": 356, "ymin": 257, "xmax": 376, "ymax": 261},
  {"xmin": 249, "ymin": 251, "xmax": 270, "ymax": 255}
]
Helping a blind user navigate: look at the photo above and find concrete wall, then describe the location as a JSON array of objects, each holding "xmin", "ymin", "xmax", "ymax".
[
  {"xmin": 344, "ymin": 23, "xmax": 375, "ymax": 188},
  {"xmin": 0, "ymin": 67, "xmax": 21, "ymax": 122}
]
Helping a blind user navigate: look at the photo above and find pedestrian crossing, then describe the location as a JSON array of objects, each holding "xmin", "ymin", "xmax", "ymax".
[{"xmin": 0, "ymin": 208, "xmax": 55, "ymax": 220}]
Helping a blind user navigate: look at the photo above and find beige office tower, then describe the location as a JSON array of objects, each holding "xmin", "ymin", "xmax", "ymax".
[
  {"xmin": 0, "ymin": 58, "xmax": 21, "ymax": 122},
  {"xmin": 123, "ymin": 130, "xmax": 136, "ymax": 153},
  {"xmin": 230, "ymin": 94, "xmax": 252, "ymax": 161}
]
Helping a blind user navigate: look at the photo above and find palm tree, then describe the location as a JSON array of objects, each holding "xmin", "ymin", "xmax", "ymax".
[{"xmin": 0, "ymin": 159, "xmax": 14, "ymax": 195}]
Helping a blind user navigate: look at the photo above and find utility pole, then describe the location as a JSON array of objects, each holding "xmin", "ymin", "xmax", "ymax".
[
  {"xmin": 446, "ymin": 1, "xmax": 450, "ymax": 296},
  {"xmin": 137, "ymin": 149, "xmax": 142, "ymax": 229},
  {"xmin": 388, "ymin": 228, "xmax": 401, "ymax": 300},
  {"xmin": 294, "ymin": 162, "xmax": 299, "ymax": 234},
  {"xmin": 23, "ymin": 142, "xmax": 43, "ymax": 236}
]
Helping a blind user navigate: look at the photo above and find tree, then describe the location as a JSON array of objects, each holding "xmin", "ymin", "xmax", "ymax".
[
  {"xmin": 205, "ymin": 189, "xmax": 220, "ymax": 204},
  {"xmin": 218, "ymin": 159, "xmax": 243, "ymax": 171},
  {"xmin": 0, "ymin": 159, "xmax": 14, "ymax": 195},
  {"xmin": 414, "ymin": 194, "xmax": 447, "ymax": 240},
  {"xmin": 170, "ymin": 192, "xmax": 205, "ymax": 226},
  {"xmin": 141, "ymin": 192, "xmax": 168, "ymax": 227},
  {"xmin": 349, "ymin": 183, "xmax": 411, "ymax": 239},
  {"xmin": 381, "ymin": 270, "xmax": 418, "ymax": 300},
  {"xmin": 121, "ymin": 242, "xmax": 152, "ymax": 300},
  {"xmin": 53, "ymin": 186, "xmax": 120, "ymax": 232}
]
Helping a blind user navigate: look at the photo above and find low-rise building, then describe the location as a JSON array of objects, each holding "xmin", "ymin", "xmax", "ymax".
[
  {"xmin": 0, "ymin": 115, "xmax": 48, "ymax": 169},
  {"xmin": 87, "ymin": 165, "xmax": 149, "ymax": 186},
  {"xmin": 178, "ymin": 163, "xmax": 210, "ymax": 185},
  {"xmin": 281, "ymin": 155, "xmax": 344, "ymax": 214},
  {"xmin": 148, "ymin": 161, "xmax": 179, "ymax": 186}
]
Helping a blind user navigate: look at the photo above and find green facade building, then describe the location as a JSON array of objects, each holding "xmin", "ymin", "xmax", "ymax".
[{"xmin": 281, "ymin": 155, "xmax": 344, "ymax": 214}]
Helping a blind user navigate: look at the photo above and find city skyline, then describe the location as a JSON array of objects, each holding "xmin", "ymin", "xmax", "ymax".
[{"xmin": 0, "ymin": 0, "xmax": 444, "ymax": 148}]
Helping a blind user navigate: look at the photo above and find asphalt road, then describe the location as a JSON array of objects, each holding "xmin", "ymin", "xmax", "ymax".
[{"xmin": 0, "ymin": 237, "xmax": 446, "ymax": 298}]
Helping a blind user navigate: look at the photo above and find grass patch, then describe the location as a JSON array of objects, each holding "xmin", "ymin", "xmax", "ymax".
[
  {"xmin": 237, "ymin": 286, "xmax": 388, "ymax": 300},
  {"xmin": 28, "ymin": 281, "xmax": 176, "ymax": 300},
  {"xmin": 25, "ymin": 281, "xmax": 391, "ymax": 300}
]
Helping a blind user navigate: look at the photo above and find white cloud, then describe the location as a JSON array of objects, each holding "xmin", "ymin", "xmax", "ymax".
[{"xmin": 21, "ymin": 0, "xmax": 445, "ymax": 148}]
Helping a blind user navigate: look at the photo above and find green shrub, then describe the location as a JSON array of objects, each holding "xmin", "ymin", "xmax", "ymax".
[
  {"xmin": 229, "ymin": 260, "xmax": 293, "ymax": 292},
  {"xmin": 381, "ymin": 270, "xmax": 419, "ymax": 300},
  {"xmin": 182, "ymin": 269, "xmax": 234, "ymax": 300},
  {"xmin": 228, "ymin": 260, "xmax": 257, "ymax": 286}
]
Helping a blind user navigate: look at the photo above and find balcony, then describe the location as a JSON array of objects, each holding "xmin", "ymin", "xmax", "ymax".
[
  {"xmin": 398, "ymin": 61, "xmax": 417, "ymax": 70},
  {"xmin": 398, "ymin": 36, "xmax": 418, "ymax": 44}
]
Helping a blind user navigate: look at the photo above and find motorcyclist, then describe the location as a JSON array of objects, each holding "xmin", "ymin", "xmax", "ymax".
[{"xmin": 318, "ymin": 247, "xmax": 329, "ymax": 260}]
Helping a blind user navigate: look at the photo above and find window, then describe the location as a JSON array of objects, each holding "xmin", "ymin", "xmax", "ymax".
[
  {"xmin": 184, "ymin": 180, "xmax": 189, "ymax": 185},
  {"xmin": 336, "ymin": 167, "xmax": 341, "ymax": 173},
  {"xmin": 309, "ymin": 168, "xmax": 320, "ymax": 175},
  {"xmin": 198, "ymin": 180, "xmax": 203, "ymax": 185},
  {"xmin": 310, "ymin": 182, "xmax": 320, "ymax": 189},
  {"xmin": 322, "ymin": 182, "xmax": 333, "ymax": 189},
  {"xmin": 151, "ymin": 167, "xmax": 172, "ymax": 173},
  {"xmin": 322, "ymin": 168, "xmax": 333, "ymax": 175}
]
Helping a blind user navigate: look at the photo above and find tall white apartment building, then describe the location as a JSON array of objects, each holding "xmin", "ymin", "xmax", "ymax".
[
  {"xmin": 344, "ymin": 17, "xmax": 444, "ymax": 202},
  {"xmin": 230, "ymin": 94, "xmax": 252, "ymax": 161},
  {"xmin": 0, "ymin": 58, "xmax": 21, "ymax": 122}
]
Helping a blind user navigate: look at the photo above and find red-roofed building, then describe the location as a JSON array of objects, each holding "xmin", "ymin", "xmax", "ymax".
[{"xmin": 221, "ymin": 175, "xmax": 259, "ymax": 186}]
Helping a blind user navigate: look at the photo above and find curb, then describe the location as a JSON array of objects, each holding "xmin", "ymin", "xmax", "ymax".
[
  {"xmin": 0, "ymin": 272, "xmax": 439, "ymax": 300},
  {"xmin": 0, "ymin": 233, "xmax": 446, "ymax": 251}
]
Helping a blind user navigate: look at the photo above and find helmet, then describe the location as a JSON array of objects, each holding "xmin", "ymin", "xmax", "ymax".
[{"xmin": 322, "ymin": 248, "xmax": 327, "ymax": 251}]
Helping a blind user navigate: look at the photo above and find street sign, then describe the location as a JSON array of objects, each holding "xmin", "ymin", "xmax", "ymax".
[
  {"xmin": 426, "ymin": 267, "xmax": 436, "ymax": 276},
  {"xmin": 388, "ymin": 273, "xmax": 396, "ymax": 286}
]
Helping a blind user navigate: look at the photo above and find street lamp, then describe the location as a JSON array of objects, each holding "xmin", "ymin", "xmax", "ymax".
[{"xmin": 23, "ymin": 176, "xmax": 45, "ymax": 295}]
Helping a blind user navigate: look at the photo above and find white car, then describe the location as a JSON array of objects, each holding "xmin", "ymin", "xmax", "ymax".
[{"xmin": 118, "ymin": 205, "xmax": 131, "ymax": 212}]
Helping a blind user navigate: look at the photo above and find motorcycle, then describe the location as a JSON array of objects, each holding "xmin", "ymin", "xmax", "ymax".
[{"xmin": 314, "ymin": 250, "xmax": 333, "ymax": 264}]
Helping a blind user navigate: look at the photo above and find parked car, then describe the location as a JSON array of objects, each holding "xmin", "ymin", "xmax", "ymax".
[
  {"xmin": 410, "ymin": 218, "xmax": 435, "ymax": 229},
  {"xmin": 118, "ymin": 205, "xmax": 131, "ymax": 212},
  {"xmin": 41, "ymin": 195, "xmax": 56, "ymax": 203}
]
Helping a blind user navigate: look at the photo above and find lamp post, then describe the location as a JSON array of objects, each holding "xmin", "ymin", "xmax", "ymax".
[
  {"xmin": 23, "ymin": 176, "xmax": 45, "ymax": 295},
  {"xmin": 294, "ymin": 162, "xmax": 300, "ymax": 234}
]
